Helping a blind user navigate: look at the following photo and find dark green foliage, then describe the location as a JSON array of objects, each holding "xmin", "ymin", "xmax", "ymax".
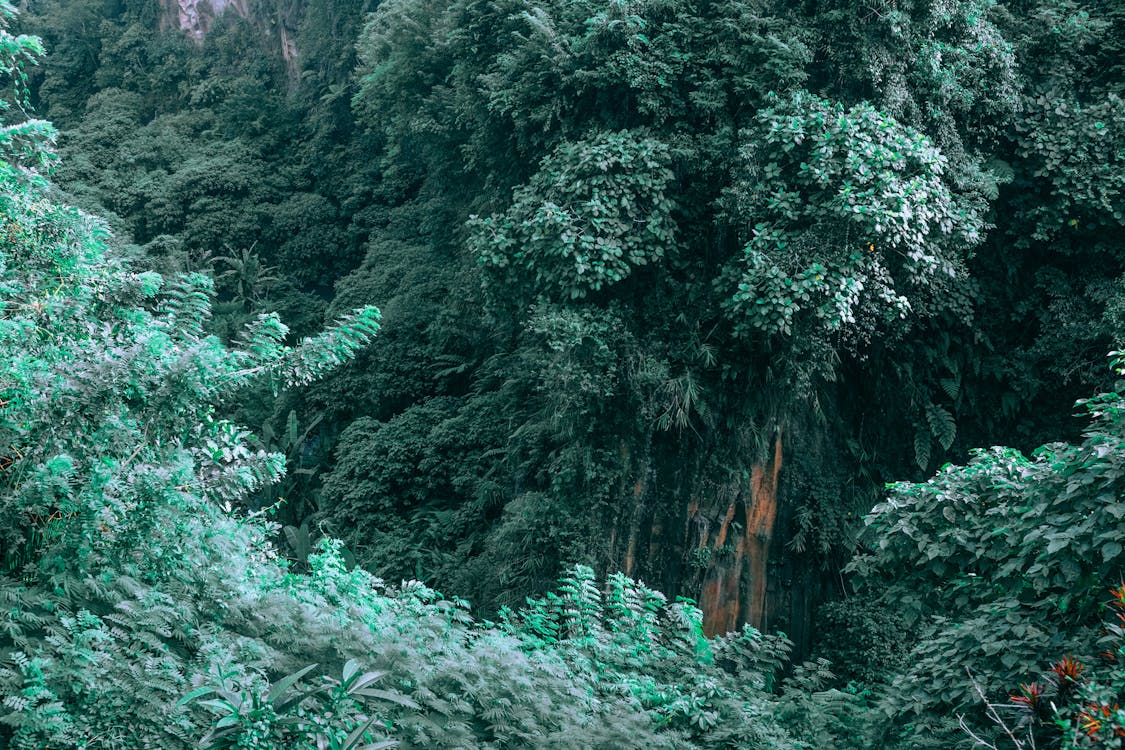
[
  {"xmin": 0, "ymin": 10, "xmax": 867, "ymax": 749},
  {"xmin": 1001, "ymin": 587, "xmax": 1125, "ymax": 747},
  {"xmin": 812, "ymin": 595, "xmax": 916, "ymax": 688},
  {"xmin": 1014, "ymin": 94, "xmax": 1124, "ymax": 247},
  {"xmin": 848, "ymin": 356, "xmax": 1125, "ymax": 746},
  {"xmin": 338, "ymin": 0, "xmax": 1015, "ymax": 612},
  {"xmin": 7, "ymin": 0, "xmax": 1125, "ymax": 747}
]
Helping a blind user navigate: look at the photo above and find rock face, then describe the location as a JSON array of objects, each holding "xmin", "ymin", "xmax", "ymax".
[
  {"xmin": 607, "ymin": 427, "xmax": 823, "ymax": 661},
  {"xmin": 693, "ymin": 433, "xmax": 783, "ymax": 636},
  {"xmin": 160, "ymin": 0, "xmax": 298, "ymax": 79},
  {"xmin": 161, "ymin": 0, "xmax": 249, "ymax": 39}
]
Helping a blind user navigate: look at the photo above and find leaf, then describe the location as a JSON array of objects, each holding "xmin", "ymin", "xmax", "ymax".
[
  {"xmin": 342, "ymin": 659, "xmax": 361, "ymax": 685},
  {"xmin": 345, "ymin": 670, "xmax": 388, "ymax": 695},
  {"xmin": 926, "ymin": 404, "xmax": 956, "ymax": 451},
  {"xmin": 198, "ymin": 698, "xmax": 239, "ymax": 715},
  {"xmin": 914, "ymin": 429, "xmax": 931, "ymax": 471},
  {"xmin": 267, "ymin": 663, "xmax": 319, "ymax": 707},
  {"xmin": 342, "ymin": 717, "xmax": 398, "ymax": 750},
  {"xmin": 178, "ymin": 686, "xmax": 215, "ymax": 706},
  {"xmin": 939, "ymin": 377, "xmax": 960, "ymax": 400},
  {"xmin": 1046, "ymin": 537, "xmax": 1069, "ymax": 555},
  {"xmin": 353, "ymin": 688, "xmax": 421, "ymax": 710},
  {"xmin": 285, "ymin": 409, "xmax": 299, "ymax": 448}
]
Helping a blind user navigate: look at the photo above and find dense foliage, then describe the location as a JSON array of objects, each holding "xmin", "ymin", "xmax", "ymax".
[
  {"xmin": 0, "ymin": 0, "xmax": 1123, "ymax": 747},
  {"xmin": 849, "ymin": 352, "xmax": 1125, "ymax": 746},
  {"xmin": 0, "ymin": 8, "xmax": 859, "ymax": 748}
]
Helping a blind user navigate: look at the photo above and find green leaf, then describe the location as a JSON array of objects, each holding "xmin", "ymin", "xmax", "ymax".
[
  {"xmin": 267, "ymin": 663, "xmax": 320, "ymax": 707},
  {"xmin": 353, "ymin": 688, "xmax": 421, "ymax": 710},
  {"xmin": 926, "ymin": 404, "xmax": 956, "ymax": 451},
  {"xmin": 914, "ymin": 429, "xmax": 932, "ymax": 471},
  {"xmin": 178, "ymin": 686, "xmax": 215, "ymax": 707}
]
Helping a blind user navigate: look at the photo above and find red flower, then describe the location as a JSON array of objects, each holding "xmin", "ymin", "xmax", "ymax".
[
  {"xmin": 1010, "ymin": 682, "xmax": 1043, "ymax": 709},
  {"xmin": 1079, "ymin": 709, "xmax": 1102, "ymax": 738},
  {"xmin": 1078, "ymin": 703, "xmax": 1122, "ymax": 738},
  {"xmin": 1050, "ymin": 655, "xmax": 1084, "ymax": 682}
]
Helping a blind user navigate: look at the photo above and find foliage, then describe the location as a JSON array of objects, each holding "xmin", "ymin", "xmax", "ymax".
[
  {"xmin": 723, "ymin": 91, "xmax": 983, "ymax": 342},
  {"xmin": 470, "ymin": 130, "xmax": 678, "ymax": 300},
  {"xmin": 812, "ymin": 594, "xmax": 916, "ymax": 687},
  {"xmin": 8, "ymin": 0, "xmax": 1125, "ymax": 748},
  {"xmin": 341, "ymin": 0, "xmax": 1021, "ymax": 611},
  {"xmin": 0, "ymin": 10, "xmax": 864, "ymax": 750},
  {"xmin": 0, "ymin": 14, "xmax": 394, "ymax": 744},
  {"xmin": 495, "ymin": 565, "xmax": 791, "ymax": 742},
  {"xmin": 178, "ymin": 659, "xmax": 404, "ymax": 750},
  {"xmin": 848, "ymin": 354, "xmax": 1125, "ymax": 746},
  {"xmin": 956, "ymin": 585, "xmax": 1125, "ymax": 750},
  {"xmin": 1015, "ymin": 585, "xmax": 1125, "ymax": 748},
  {"xmin": 1013, "ymin": 93, "xmax": 1124, "ymax": 247},
  {"xmin": 809, "ymin": 0, "xmax": 1021, "ymax": 167},
  {"xmin": 492, "ymin": 564, "xmax": 866, "ymax": 749}
]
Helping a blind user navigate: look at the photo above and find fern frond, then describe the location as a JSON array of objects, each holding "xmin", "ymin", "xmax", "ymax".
[
  {"xmin": 156, "ymin": 273, "xmax": 214, "ymax": 342},
  {"xmin": 279, "ymin": 307, "xmax": 381, "ymax": 387}
]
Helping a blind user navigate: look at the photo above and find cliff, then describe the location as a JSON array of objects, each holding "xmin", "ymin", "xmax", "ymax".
[{"xmin": 159, "ymin": 0, "xmax": 299, "ymax": 79}]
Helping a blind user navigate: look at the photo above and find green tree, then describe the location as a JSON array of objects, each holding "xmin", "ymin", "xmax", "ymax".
[{"xmin": 340, "ymin": 0, "xmax": 1002, "ymax": 626}]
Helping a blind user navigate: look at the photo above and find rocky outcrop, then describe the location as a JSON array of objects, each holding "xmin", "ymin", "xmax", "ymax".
[
  {"xmin": 607, "ymin": 426, "xmax": 823, "ymax": 663},
  {"xmin": 692, "ymin": 433, "xmax": 782, "ymax": 635},
  {"xmin": 159, "ymin": 0, "xmax": 299, "ymax": 80},
  {"xmin": 160, "ymin": 0, "xmax": 249, "ymax": 40}
]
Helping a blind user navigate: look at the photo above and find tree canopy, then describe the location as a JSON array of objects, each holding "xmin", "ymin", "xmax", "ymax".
[{"xmin": 0, "ymin": 0, "xmax": 1124, "ymax": 746}]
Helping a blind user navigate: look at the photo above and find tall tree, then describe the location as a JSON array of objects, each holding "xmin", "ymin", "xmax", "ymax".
[{"xmin": 330, "ymin": 0, "xmax": 1014, "ymax": 646}]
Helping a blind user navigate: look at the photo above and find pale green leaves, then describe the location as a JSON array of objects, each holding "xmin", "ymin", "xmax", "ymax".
[
  {"xmin": 225, "ymin": 306, "xmax": 382, "ymax": 390},
  {"xmin": 470, "ymin": 130, "xmax": 677, "ymax": 300},
  {"xmin": 724, "ymin": 91, "xmax": 983, "ymax": 340},
  {"xmin": 281, "ymin": 307, "xmax": 383, "ymax": 387}
]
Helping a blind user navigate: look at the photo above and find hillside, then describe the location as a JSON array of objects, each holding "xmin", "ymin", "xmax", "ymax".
[{"xmin": 1, "ymin": 0, "xmax": 1124, "ymax": 747}]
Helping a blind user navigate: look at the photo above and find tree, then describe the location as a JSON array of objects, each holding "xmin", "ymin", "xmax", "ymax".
[{"xmin": 340, "ymin": 0, "xmax": 995, "ymax": 632}]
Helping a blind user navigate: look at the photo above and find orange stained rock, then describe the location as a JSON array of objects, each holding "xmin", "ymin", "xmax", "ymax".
[
  {"xmin": 746, "ymin": 433, "xmax": 783, "ymax": 632},
  {"xmin": 697, "ymin": 432, "xmax": 783, "ymax": 636}
]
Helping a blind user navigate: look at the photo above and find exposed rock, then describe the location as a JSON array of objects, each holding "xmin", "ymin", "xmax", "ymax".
[
  {"xmin": 159, "ymin": 0, "xmax": 298, "ymax": 81},
  {"xmin": 160, "ymin": 0, "xmax": 246, "ymax": 40},
  {"xmin": 691, "ymin": 433, "xmax": 782, "ymax": 635}
]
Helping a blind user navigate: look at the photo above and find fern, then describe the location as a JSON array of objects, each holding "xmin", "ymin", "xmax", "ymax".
[
  {"xmin": 925, "ymin": 402, "xmax": 957, "ymax": 451},
  {"xmin": 913, "ymin": 426, "xmax": 932, "ymax": 471},
  {"xmin": 155, "ymin": 273, "xmax": 213, "ymax": 342},
  {"xmin": 279, "ymin": 307, "xmax": 382, "ymax": 387},
  {"xmin": 556, "ymin": 564, "xmax": 603, "ymax": 641}
]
